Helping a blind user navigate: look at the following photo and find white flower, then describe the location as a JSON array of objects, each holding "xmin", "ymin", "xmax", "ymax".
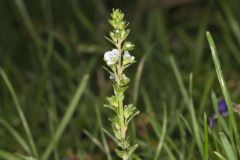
[
  {"xmin": 109, "ymin": 75, "xmax": 115, "ymax": 80},
  {"xmin": 123, "ymin": 51, "xmax": 135, "ymax": 63},
  {"xmin": 104, "ymin": 49, "xmax": 120, "ymax": 65}
]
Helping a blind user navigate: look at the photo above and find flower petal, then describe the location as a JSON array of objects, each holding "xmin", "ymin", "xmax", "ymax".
[
  {"xmin": 218, "ymin": 99, "xmax": 228, "ymax": 113},
  {"xmin": 209, "ymin": 117, "xmax": 216, "ymax": 128}
]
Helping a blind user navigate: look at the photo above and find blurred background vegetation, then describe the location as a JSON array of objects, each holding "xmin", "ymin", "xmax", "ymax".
[{"xmin": 1, "ymin": 0, "xmax": 240, "ymax": 159}]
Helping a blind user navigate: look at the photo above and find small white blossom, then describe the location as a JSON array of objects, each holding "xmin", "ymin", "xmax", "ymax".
[
  {"xmin": 123, "ymin": 51, "xmax": 135, "ymax": 61},
  {"xmin": 104, "ymin": 49, "xmax": 120, "ymax": 65},
  {"xmin": 109, "ymin": 75, "xmax": 115, "ymax": 80}
]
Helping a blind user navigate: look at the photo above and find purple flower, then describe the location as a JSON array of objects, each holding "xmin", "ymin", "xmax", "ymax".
[
  {"xmin": 209, "ymin": 99, "xmax": 228, "ymax": 128},
  {"xmin": 218, "ymin": 99, "xmax": 228, "ymax": 117}
]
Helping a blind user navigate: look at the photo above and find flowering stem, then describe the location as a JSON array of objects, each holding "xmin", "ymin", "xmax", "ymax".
[
  {"xmin": 116, "ymin": 41, "xmax": 127, "ymax": 151},
  {"xmin": 103, "ymin": 9, "xmax": 139, "ymax": 160}
]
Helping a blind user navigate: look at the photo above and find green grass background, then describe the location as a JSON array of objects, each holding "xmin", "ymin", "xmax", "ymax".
[{"xmin": 0, "ymin": 0, "xmax": 240, "ymax": 159}]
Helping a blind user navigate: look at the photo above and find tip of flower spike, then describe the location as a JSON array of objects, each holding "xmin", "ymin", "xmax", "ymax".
[
  {"xmin": 112, "ymin": 8, "xmax": 123, "ymax": 15},
  {"xmin": 111, "ymin": 9, "xmax": 124, "ymax": 20},
  {"xmin": 109, "ymin": 9, "xmax": 126, "ymax": 30}
]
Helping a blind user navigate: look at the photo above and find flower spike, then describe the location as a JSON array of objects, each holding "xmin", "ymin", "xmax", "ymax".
[{"xmin": 103, "ymin": 9, "xmax": 139, "ymax": 160}]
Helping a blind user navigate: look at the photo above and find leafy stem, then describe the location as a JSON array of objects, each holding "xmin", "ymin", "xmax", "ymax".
[{"xmin": 103, "ymin": 9, "xmax": 139, "ymax": 160}]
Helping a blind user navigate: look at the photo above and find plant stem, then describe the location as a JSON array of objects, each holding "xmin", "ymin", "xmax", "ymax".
[
  {"xmin": 104, "ymin": 9, "xmax": 139, "ymax": 160},
  {"xmin": 116, "ymin": 40, "xmax": 128, "ymax": 158}
]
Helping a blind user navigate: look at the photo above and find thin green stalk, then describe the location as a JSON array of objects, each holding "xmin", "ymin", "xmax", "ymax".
[
  {"xmin": 154, "ymin": 103, "xmax": 167, "ymax": 160},
  {"xmin": 0, "ymin": 69, "xmax": 38, "ymax": 158},
  {"xmin": 0, "ymin": 150, "xmax": 22, "ymax": 160},
  {"xmin": 204, "ymin": 113, "xmax": 209, "ymax": 160},
  {"xmin": 169, "ymin": 56, "xmax": 203, "ymax": 157},
  {"xmin": 41, "ymin": 74, "xmax": 89, "ymax": 160},
  {"xmin": 141, "ymin": 88, "xmax": 175, "ymax": 160},
  {"xmin": 214, "ymin": 151, "xmax": 227, "ymax": 160},
  {"xmin": 95, "ymin": 105, "xmax": 112, "ymax": 160},
  {"xmin": 206, "ymin": 31, "xmax": 240, "ymax": 148},
  {"xmin": 219, "ymin": 132, "xmax": 237, "ymax": 160},
  {"xmin": 0, "ymin": 118, "xmax": 31, "ymax": 154}
]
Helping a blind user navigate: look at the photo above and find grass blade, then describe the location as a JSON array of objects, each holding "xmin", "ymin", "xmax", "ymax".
[
  {"xmin": 14, "ymin": 0, "xmax": 42, "ymax": 47},
  {"xmin": 219, "ymin": 132, "xmax": 237, "ymax": 160},
  {"xmin": 0, "ymin": 118, "xmax": 31, "ymax": 154},
  {"xmin": 154, "ymin": 103, "xmax": 168, "ymax": 160},
  {"xmin": 206, "ymin": 31, "xmax": 240, "ymax": 147},
  {"xmin": 133, "ymin": 55, "xmax": 147, "ymax": 105},
  {"xmin": 83, "ymin": 129, "xmax": 105, "ymax": 153},
  {"xmin": 0, "ymin": 69, "xmax": 38, "ymax": 157},
  {"xmin": 95, "ymin": 105, "xmax": 112, "ymax": 160},
  {"xmin": 169, "ymin": 56, "xmax": 203, "ymax": 158},
  {"xmin": 214, "ymin": 151, "xmax": 227, "ymax": 160},
  {"xmin": 0, "ymin": 150, "xmax": 22, "ymax": 160},
  {"xmin": 204, "ymin": 113, "xmax": 208, "ymax": 160},
  {"xmin": 41, "ymin": 74, "xmax": 89, "ymax": 160}
]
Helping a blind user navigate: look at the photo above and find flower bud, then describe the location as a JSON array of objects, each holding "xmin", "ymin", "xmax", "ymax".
[
  {"xmin": 123, "ymin": 42, "xmax": 135, "ymax": 51},
  {"xmin": 123, "ymin": 51, "xmax": 135, "ymax": 65}
]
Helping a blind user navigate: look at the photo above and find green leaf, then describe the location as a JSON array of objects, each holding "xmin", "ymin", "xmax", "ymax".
[
  {"xmin": 204, "ymin": 113, "xmax": 209, "ymax": 160},
  {"xmin": 104, "ymin": 104, "xmax": 118, "ymax": 113},
  {"xmin": 0, "ymin": 118, "xmax": 31, "ymax": 154},
  {"xmin": 110, "ymin": 116, "xmax": 121, "ymax": 131},
  {"xmin": 0, "ymin": 69, "xmax": 38, "ymax": 157},
  {"xmin": 206, "ymin": 31, "xmax": 240, "ymax": 147},
  {"xmin": 112, "ymin": 125, "xmax": 121, "ymax": 141},
  {"xmin": 114, "ymin": 85, "xmax": 128, "ymax": 95},
  {"xmin": 106, "ymin": 95, "xmax": 119, "ymax": 108},
  {"xmin": 122, "ymin": 29, "xmax": 130, "ymax": 41},
  {"xmin": 124, "ymin": 104, "xmax": 139, "ymax": 124},
  {"xmin": 16, "ymin": 153, "xmax": 37, "ymax": 160},
  {"xmin": 127, "ymin": 110, "xmax": 140, "ymax": 125},
  {"xmin": 41, "ymin": 74, "xmax": 89, "ymax": 160},
  {"xmin": 119, "ymin": 74, "xmax": 130, "ymax": 86},
  {"xmin": 124, "ymin": 104, "xmax": 136, "ymax": 118},
  {"xmin": 214, "ymin": 151, "xmax": 227, "ymax": 160},
  {"xmin": 115, "ymin": 148, "xmax": 125, "ymax": 159},
  {"xmin": 109, "ymin": 31, "xmax": 117, "ymax": 42},
  {"xmin": 128, "ymin": 144, "xmax": 139, "ymax": 158},
  {"xmin": 219, "ymin": 132, "xmax": 237, "ymax": 160},
  {"xmin": 0, "ymin": 150, "xmax": 22, "ymax": 160}
]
